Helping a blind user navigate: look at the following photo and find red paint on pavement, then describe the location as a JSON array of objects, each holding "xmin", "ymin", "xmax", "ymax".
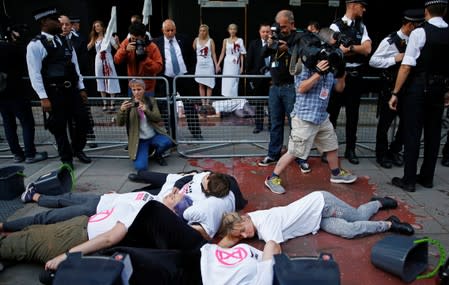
[{"xmin": 191, "ymin": 157, "xmax": 434, "ymax": 285}]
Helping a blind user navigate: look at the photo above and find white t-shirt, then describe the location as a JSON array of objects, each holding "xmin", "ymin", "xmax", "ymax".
[
  {"xmin": 248, "ymin": 191, "xmax": 325, "ymax": 243},
  {"xmin": 200, "ymin": 243, "xmax": 274, "ymax": 285},
  {"xmin": 87, "ymin": 191, "xmax": 155, "ymax": 239},
  {"xmin": 157, "ymin": 172, "xmax": 235, "ymax": 238}
]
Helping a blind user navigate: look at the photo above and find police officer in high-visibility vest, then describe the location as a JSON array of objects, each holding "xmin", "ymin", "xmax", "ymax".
[
  {"xmin": 26, "ymin": 7, "xmax": 91, "ymax": 169},
  {"xmin": 389, "ymin": 0, "xmax": 449, "ymax": 192},
  {"xmin": 369, "ymin": 9, "xmax": 424, "ymax": 169}
]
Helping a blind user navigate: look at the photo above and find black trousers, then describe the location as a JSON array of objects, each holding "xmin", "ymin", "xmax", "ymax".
[
  {"xmin": 45, "ymin": 85, "xmax": 89, "ymax": 163},
  {"xmin": 328, "ymin": 72, "xmax": 365, "ymax": 152},
  {"xmin": 375, "ymin": 89, "xmax": 404, "ymax": 159},
  {"xmin": 157, "ymin": 76, "xmax": 201, "ymax": 140},
  {"xmin": 248, "ymin": 78, "xmax": 270, "ymax": 130},
  {"xmin": 401, "ymin": 77, "xmax": 445, "ymax": 184},
  {"xmin": 121, "ymin": 200, "xmax": 207, "ymax": 251}
]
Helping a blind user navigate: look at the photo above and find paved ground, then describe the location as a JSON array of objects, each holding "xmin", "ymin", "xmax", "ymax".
[{"xmin": 0, "ymin": 146, "xmax": 449, "ymax": 284}]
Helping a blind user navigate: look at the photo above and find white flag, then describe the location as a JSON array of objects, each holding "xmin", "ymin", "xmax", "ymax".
[
  {"xmin": 100, "ymin": 6, "xmax": 117, "ymax": 52},
  {"xmin": 142, "ymin": 0, "xmax": 152, "ymax": 25}
]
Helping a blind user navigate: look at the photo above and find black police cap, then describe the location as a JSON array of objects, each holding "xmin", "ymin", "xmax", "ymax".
[
  {"xmin": 32, "ymin": 7, "xmax": 60, "ymax": 22},
  {"xmin": 346, "ymin": 0, "xmax": 368, "ymax": 6},
  {"xmin": 425, "ymin": 0, "xmax": 448, "ymax": 7},
  {"xmin": 403, "ymin": 9, "xmax": 425, "ymax": 22},
  {"xmin": 69, "ymin": 16, "xmax": 81, "ymax": 23}
]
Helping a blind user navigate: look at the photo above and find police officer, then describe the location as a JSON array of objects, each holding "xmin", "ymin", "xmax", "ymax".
[
  {"xmin": 26, "ymin": 7, "xmax": 91, "ymax": 169},
  {"xmin": 0, "ymin": 23, "xmax": 48, "ymax": 164},
  {"xmin": 389, "ymin": 0, "xmax": 449, "ymax": 191},
  {"xmin": 328, "ymin": 0, "xmax": 372, "ymax": 165},
  {"xmin": 369, "ymin": 9, "xmax": 424, "ymax": 169}
]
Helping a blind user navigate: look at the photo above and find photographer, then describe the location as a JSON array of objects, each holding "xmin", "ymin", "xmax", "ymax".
[
  {"xmin": 258, "ymin": 10, "xmax": 298, "ymax": 168},
  {"xmin": 116, "ymin": 79, "xmax": 173, "ymax": 173},
  {"xmin": 114, "ymin": 22, "xmax": 163, "ymax": 98},
  {"xmin": 327, "ymin": 0, "xmax": 372, "ymax": 165},
  {"xmin": 264, "ymin": 57, "xmax": 357, "ymax": 194}
]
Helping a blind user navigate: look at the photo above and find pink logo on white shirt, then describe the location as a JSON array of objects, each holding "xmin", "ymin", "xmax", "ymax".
[
  {"xmin": 215, "ymin": 247, "xmax": 248, "ymax": 266},
  {"xmin": 89, "ymin": 208, "xmax": 115, "ymax": 223}
]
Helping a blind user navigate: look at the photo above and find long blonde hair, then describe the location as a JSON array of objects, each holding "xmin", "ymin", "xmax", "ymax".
[
  {"xmin": 198, "ymin": 24, "xmax": 210, "ymax": 40},
  {"xmin": 89, "ymin": 20, "xmax": 105, "ymax": 43}
]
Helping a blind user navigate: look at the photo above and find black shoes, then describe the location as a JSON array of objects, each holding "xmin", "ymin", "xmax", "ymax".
[
  {"xmin": 192, "ymin": 133, "xmax": 203, "ymax": 140},
  {"xmin": 128, "ymin": 173, "xmax": 147, "ymax": 183},
  {"xmin": 386, "ymin": 215, "xmax": 414, "ymax": 235},
  {"xmin": 391, "ymin": 177, "xmax": 415, "ymax": 192},
  {"xmin": 376, "ymin": 156, "xmax": 392, "ymax": 169},
  {"xmin": 25, "ymin": 152, "xmax": 48, "ymax": 164},
  {"xmin": 13, "ymin": 154, "xmax": 25, "ymax": 163},
  {"xmin": 155, "ymin": 156, "xmax": 168, "ymax": 166},
  {"xmin": 370, "ymin": 196, "xmax": 398, "ymax": 210},
  {"xmin": 253, "ymin": 127, "xmax": 262, "ymax": 134},
  {"xmin": 416, "ymin": 175, "xmax": 433, "ymax": 188},
  {"xmin": 389, "ymin": 152, "xmax": 404, "ymax": 167},
  {"xmin": 75, "ymin": 151, "xmax": 92, "ymax": 164},
  {"xmin": 345, "ymin": 149, "xmax": 359, "ymax": 165}
]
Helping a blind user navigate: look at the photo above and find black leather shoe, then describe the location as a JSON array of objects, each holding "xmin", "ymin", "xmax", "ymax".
[
  {"xmin": 386, "ymin": 215, "xmax": 414, "ymax": 235},
  {"xmin": 192, "ymin": 133, "xmax": 203, "ymax": 140},
  {"xmin": 345, "ymin": 150, "xmax": 359, "ymax": 165},
  {"xmin": 25, "ymin": 151, "xmax": 48, "ymax": 164},
  {"xmin": 75, "ymin": 151, "xmax": 92, "ymax": 164},
  {"xmin": 370, "ymin": 196, "xmax": 398, "ymax": 210},
  {"xmin": 442, "ymin": 156, "xmax": 449, "ymax": 167},
  {"xmin": 376, "ymin": 156, "xmax": 392, "ymax": 169},
  {"xmin": 128, "ymin": 173, "xmax": 147, "ymax": 183},
  {"xmin": 155, "ymin": 156, "xmax": 168, "ymax": 166},
  {"xmin": 253, "ymin": 127, "xmax": 262, "ymax": 134},
  {"xmin": 391, "ymin": 177, "xmax": 415, "ymax": 192},
  {"xmin": 416, "ymin": 175, "xmax": 433, "ymax": 188},
  {"xmin": 389, "ymin": 152, "xmax": 404, "ymax": 167}
]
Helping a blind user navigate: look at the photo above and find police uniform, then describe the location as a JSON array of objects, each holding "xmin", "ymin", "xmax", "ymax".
[
  {"xmin": 26, "ymin": 8, "xmax": 90, "ymax": 167},
  {"xmin": 327, "ymin": 0, "xmax": 371, "ymax": 165},
  {"xmin": 391, "ymin": 0, "xmax": 449, "ymax": 191},
  {"xmin": 369, "ymin": 9, "xmax": 424, "ymax": 169}
]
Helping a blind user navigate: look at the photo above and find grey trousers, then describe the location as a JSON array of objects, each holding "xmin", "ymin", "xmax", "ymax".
[
  {"xmin": 3, "ymin": 193, "xmax": 100, "ymax": 232},
  {"xmin": 319, "ymin": 191, "xmax": 390, "ymax": 239}
]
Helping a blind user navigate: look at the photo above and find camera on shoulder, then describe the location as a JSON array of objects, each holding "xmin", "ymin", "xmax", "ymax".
[{"xmin": 292, "ymin": 29, "xmax": 346, "ymax": 78}]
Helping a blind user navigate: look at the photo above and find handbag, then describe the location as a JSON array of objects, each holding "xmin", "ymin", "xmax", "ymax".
[
  {"xmin": 273, "ymin": 253, "xmax": 340, "ymax": 285},
  {"xmin": 52, "ymin": 252, "xmax": 131, "ymax": 285}
]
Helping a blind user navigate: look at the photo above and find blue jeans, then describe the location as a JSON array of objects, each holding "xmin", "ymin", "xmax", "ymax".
[
  {"xmin": 267, "ymin": 84, "xmax": 296, "ymax": 159},
  {"xmin": 134, "ymin": 134, "xmax": 173, "ymax": 171},
  {"xmin": 0, "ymin": 99, "xmax": 36, "ymax": 158},
  {"xmin": 2, "ymin": 193, "xmax": 100, "ymax": 232},
  {"xmin": 319, "ymin": 191, "xmax": 389, "ymax": 239}
]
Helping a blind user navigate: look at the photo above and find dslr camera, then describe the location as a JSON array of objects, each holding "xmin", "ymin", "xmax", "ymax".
[
  {"xmin": 135, "ymin": 39, "xmax": 146, "ymax": 57},
  {"xmin": 332, "ymin": 32, "xmax": 354, "ymax": 48},
  {"xmin": 270, "ymin": 23, "xmax": 281, "ymax": 50}
]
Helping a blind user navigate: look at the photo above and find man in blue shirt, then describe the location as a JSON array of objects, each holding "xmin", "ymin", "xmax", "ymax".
[{"xmin": 264, "ymin": 59, "xmax": 357, "ymax": 194}]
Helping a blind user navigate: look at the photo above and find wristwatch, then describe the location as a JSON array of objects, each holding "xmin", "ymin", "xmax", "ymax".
[{"xmin": 391, "ymin": 92, "xmax": 398, "ymax": 96}]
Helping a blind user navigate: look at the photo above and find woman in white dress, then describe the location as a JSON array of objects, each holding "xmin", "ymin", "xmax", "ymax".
[
  {"xmin": 193, "ymin": 24, "xmax": 219, "ymax": 107},
  {"xmin": 87, "ymin": 20, "xmax": 121, "ymax": 112},
  {"xmin": 217, "ymin": 23, "xmax": 246, "ymax": 98}
]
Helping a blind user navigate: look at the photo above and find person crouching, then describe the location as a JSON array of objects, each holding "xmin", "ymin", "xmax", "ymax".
[{"xmin": 117, "ymin": 79, "xmax": 174, "ymax": 172}]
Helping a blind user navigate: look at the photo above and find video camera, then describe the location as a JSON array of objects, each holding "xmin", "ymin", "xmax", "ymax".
[{"xmin": 296, "ymin": 30, "xmax": 345, "ymax": 78}]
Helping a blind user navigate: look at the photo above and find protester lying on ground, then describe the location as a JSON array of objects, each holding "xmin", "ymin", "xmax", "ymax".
[
  {"xmin": 217, "ymin": 191, "xmax": 414, "ymax": 247},
  {"xmin": 132, "ymin": 169, "xmax": 248, "ymax": 211},
  {"xmin": 200, "ymin": 241, "xmax": 281, "ymax": 285},
  {"xmin": 0, "ymin": 197, "xmax": 208, "ymax": 271},
  {"xmin": 0, "ymin": 171, "xmax": 238, "ymax": 240}
]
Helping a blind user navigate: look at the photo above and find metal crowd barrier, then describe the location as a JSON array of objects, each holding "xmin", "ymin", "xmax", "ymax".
[{"xmin": 2, "ymin": 74, "xmax": 444, "ymax": 159}]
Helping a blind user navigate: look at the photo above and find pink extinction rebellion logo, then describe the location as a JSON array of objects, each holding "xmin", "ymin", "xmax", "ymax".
[
  {"xmin": 215, "ymin": 247, "xmax": 248, "ymax": 266},
  {"xmin": 88, "ymin": 208, "xmax": 115, "ymax": 223}
]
